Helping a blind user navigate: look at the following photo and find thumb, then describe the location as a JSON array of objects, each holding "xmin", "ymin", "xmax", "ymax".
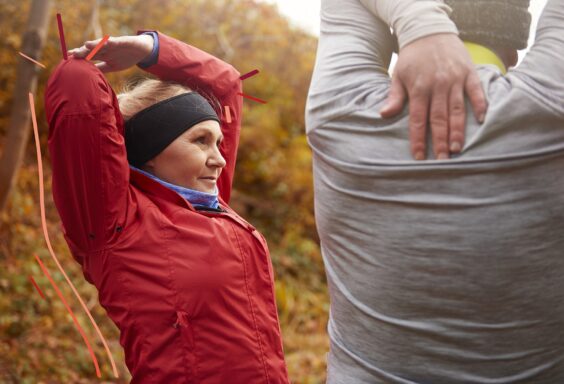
[{"xmin": 380, "ymin": 74, "xmax": 407, "ymax": 118}]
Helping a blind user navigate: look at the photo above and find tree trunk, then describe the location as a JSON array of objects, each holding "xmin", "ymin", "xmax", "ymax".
[{"xmin": 0, "ymin": 0, "xmax": 53, "ymax": 213}]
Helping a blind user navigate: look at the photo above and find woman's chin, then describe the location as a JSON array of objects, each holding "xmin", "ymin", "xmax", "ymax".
[{"xmin": 195, "ymin": 180, "xmax": 217, "ymax": 194}]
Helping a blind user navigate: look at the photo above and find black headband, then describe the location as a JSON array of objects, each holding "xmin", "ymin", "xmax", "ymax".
[{"xmin": 124, "ymin": 92, "xmax": 220, "ymax": 167}]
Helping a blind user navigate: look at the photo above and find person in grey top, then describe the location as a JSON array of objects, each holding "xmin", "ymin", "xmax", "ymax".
[{"xmin": 306, "ymin": 0, "xmax": 564, "ymax": 383}]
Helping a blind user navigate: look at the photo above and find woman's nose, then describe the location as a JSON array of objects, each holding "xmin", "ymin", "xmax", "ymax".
[{"xmin": 208, "ymin": 147, "xmax": 226, "ymax": 168}]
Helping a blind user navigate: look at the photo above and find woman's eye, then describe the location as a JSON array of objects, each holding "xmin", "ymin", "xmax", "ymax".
[{"xmin": 195, "ymin": 136, "xmax": 206, "ymax": 144}]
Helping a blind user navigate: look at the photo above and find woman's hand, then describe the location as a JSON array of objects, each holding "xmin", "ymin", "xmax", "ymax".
[
  {"xmin": 67, "ymin": 34, "xmax": 154, "ymax": 73},
  {"xmin": 380, "ymin": 33, "xmax": 487, "ymax": 160}
]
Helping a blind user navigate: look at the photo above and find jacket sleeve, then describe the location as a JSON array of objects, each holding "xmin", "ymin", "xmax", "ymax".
[
  {"xmin": 358, "ymin": 0, "xmax": 458, "ymax": 49},
  {"xmin": 513, "ymin": 0, "xmax": 564, "ymax": 116},
  {"xmin": 136, "ymin": 30, "xmax": 243, "ymax": 204},
  {"xmin": 45, "ymin": 58, "xmax": 131, "ymax": 253}
]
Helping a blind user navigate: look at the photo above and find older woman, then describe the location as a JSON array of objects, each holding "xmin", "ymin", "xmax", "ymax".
[{"xmin": 45, "ymin": 31, "xmax": 289, "ymax": 383}]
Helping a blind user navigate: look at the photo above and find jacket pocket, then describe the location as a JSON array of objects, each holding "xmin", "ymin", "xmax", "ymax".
[{"xmin": 174, "ymin": 310, "xmax": 198, "ymax": 383}]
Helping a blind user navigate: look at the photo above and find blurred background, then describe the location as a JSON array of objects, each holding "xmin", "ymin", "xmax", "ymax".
[{"xmin": 0, "ymin": 0, "xmax": 547, "ymax": 383}]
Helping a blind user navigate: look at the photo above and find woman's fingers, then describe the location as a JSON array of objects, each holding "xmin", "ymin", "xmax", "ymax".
[
  {"xmin": 94, "ymin": 62, "xmax": 112, "ymax": 73},
  {"xmin": 84, "ymin": 39, "xmax": 98, "ymax": 48},
  {"xmin": 465, "ymin": 70, "xmax": 488, "ymax": 123},
  {"xmin": 85, "ymin": 38, "xmax": 109, "ymax": 60},
  {"xmin": 448, "ymin": 83, "xmax": 466, "ymax": 153},
  {"xmin": 67, "ymin": 38, "xmax": 110, "ymax": 60},
  {"xmin": 380, "ymin": 74, "xmax": 407, "ymax": 118},
  {"xmin": 408, "ymin": 89, "xmax": 430, "ymax": 161},
  {"xmin": 428, "ymin": 82, "xmax": 450, "ymax": 160},
  {"xmin": 68, "ymin": 47, "xmax": 93, "ymax": 59},
  {"xmin": 409, "ymin": 79, "xmax": 466, "ymax": 160},
  {"xmin": 67, "ymin": 45, "xmax": 89, "ymax": 58},
  {"xmin": 392, "ymin": 34, "xmax": 489, "ymax": 160},
  {"xmin": 66, "ymin": 35, "xmax": 140, "ymax": 73}
]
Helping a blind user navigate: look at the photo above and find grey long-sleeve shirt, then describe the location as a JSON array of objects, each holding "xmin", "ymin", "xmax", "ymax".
[{"xmin": 306, "ymin": 0, "xmax": 564, "ymax": 383}]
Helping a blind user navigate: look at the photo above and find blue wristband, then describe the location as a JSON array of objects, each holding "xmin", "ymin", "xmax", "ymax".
[{"xmin": 137, "ymin": 31, "xmax": 159, "ymax": 68}]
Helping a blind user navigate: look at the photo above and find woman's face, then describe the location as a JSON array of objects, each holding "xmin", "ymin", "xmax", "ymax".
[{"xmin": 142, "ymin": 120, "xmax": 226, "ymax": 193}]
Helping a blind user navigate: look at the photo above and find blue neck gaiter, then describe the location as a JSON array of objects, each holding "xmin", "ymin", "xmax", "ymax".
[{"xmin": 130, "ymin": 165, "xmax": 220, "ymax": 209}]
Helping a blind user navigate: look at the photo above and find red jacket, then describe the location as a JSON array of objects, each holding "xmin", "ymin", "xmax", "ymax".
[{"xmin": 44, "ymin": 31, "xmax": 289, "ymax": 383}]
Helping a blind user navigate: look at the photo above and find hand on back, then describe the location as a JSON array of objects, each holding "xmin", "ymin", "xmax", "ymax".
[{"xmin": 381, "ymin": 34, "xmax": 487, "ymax": 160}]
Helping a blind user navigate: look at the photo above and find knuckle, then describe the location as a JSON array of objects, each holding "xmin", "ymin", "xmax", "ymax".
[
  {"xmin": 411, "ymin": 80, "xmax": 429, "ymax": 96},
  {"xmin": 466, "ymin": 76, "xmax": 483, "ymax": 92},
  {"xmin": 449, "ymin": 113, "xmax": 465, "ymax": 126},
  {"xmin": 434, "ymin": 72, "xmax": 451, "ymax": 87},
  {"xmin": 411, "ymin": 142, "xmax": 426, "ymax": 154},
  {"xmin": 409, "ymin": 123, "xmax": 426, "ymax": 135},
  {"xmin": 429, "ymin": 109, "xmax": 448, "ymax": 123},
  {"xmin": 467, "ymin": 82, "xmax": 483, "ymax": 95},
  {"xmin": 430, "ymin": 119, "xmax": 446, "ymax": 131},
  {"xmin": 408, "ymin": 103, "xmax": 427, "ymax": 118},
  {"xmin": 449, "ymin": 131, "xmax": 464, "ymax": 143},
  {"xmin": 451, "ymin": 67, "xmax": 465, "ymax": 78},
  {"xmin": 430, "ymin": 122, "xmax": 448, "ymax": 137},
  {"xmin": 430, "ymin": 126, "xmax": 448, "ymax": 140},
  {"xmin": 429, "ymin": 118, "xmax": 447, "ymax": 131},
  {"xmin": 409, "ymin": 126, "xmax": 427, "ymax": 141},
  {"xmin": 409, "ymin": 114, "xmax": 427, "ymax": 129},
  {"xmin": 450, "ymin": 102, "xmax": 465, "ymax": 114},
  {"xmin": 434, "ymin": 142, "xmax": 449, "ymax": 154}
]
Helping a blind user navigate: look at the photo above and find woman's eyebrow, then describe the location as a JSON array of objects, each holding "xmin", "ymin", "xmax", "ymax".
[
  {"xmin": 187, "ymin": 127, "xmax": 209, "ymax": 136},
  {"xmin": 187, "ymin": 128, "xmax": 223, "ymax": 141}
]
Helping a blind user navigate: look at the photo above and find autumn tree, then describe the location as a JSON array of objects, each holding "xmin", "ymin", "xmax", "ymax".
[{"xmin": 0, "ymin": 0, "xmax": 52, "ymax": 212}]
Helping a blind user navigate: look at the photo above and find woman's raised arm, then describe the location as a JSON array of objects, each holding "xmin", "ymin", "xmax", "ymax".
[
  {"xmin": 45, "ymin": 58, "xmax": 132, "ymax": 254},
  {"xmin": 134, "ymin": 31, "xmax": 242, "ymax": 203},
  {"xmin": 70, "ymin": 32, "xmax": 243, "ymax": 203}
]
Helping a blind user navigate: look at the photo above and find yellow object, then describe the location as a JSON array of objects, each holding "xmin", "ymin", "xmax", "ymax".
[{"xmin": 464, "ymin": 41, "xmax": 507, "ymax": 74}]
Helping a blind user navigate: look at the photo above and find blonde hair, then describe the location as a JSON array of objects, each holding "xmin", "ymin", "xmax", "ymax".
[{"xmin": 117, "ymin": 78, "xmax": 192, "ymax": 122}]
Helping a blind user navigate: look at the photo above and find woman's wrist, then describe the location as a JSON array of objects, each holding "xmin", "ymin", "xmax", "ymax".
[{"xmin": 137, "ymin": 34, "xmax": 155, "ymax": 63}]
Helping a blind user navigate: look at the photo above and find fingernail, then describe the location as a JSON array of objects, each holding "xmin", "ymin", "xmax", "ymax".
[
  {"xmin": 415, "ymin": 151, "xmax": 425, "ymax": 161},
  {"xmin": 438, "ymin": 153, "xmax": 449, "ymax": 160},
  {"xmin": 479, "ymin": 113, "xmax": 485, "ymax": 123},
  {"xmin": 450, "ymin": 142, "xmax": 462, "ymax": 153}
]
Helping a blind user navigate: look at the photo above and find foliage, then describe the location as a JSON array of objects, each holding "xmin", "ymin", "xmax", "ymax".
[{"xmin": 0, "ymin": 0, "xmax": 328, "ymax": 382}]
